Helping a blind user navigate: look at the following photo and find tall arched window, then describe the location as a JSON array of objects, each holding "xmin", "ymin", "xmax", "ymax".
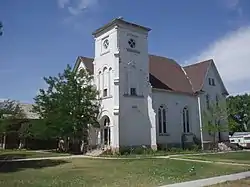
[
  {"xmin": 183, "ymin": 107, "xmax": 190, "ymax": 133},
  {"xmin": 216, "ymin": 94, "xmax": 219, "ymax": 107},
  {"xmin": 206, "ymin": 94, "xmax": 210, "ymax": 110},
  {"xmin": 103, "ymin": 67, "xmax": 108, "ymax": 97},
  {"xmin": 158, "ymin": 105, "xmax": 167, "ymax": 134},
  {"xmin": 108, "ymin": 67, "xmax": 112, "ymax": 96},
  {"xmin": 128, "ymin": 62, "xmax": 137, "ymax": 96}
]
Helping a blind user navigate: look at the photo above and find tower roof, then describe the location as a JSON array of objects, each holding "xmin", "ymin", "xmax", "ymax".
[{"xmin": 92, "ymin": 17, "xmax": 151, "ymax": 36}]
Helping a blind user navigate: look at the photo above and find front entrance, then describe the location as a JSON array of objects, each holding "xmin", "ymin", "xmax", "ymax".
[{"xmin": 100, "ymin": 116, "xmax": 111, "ymax": 147}]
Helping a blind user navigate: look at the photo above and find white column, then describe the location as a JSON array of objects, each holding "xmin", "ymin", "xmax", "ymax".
[{"xmin": 197, "ymin": 96, "xmax": 204, "ymax": 150}]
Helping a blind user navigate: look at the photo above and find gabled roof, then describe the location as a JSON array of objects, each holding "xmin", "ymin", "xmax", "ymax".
[
  {"xmin": 149, "ymin": 55, "xmax": 193, "ymax": 94},
  {"xmin": 74, "ymin": 55, "xmax": 228, "ymax": 95},
  {"xmin": 73, "ymin": 56, "xmax": 94, "ymax": 74},
  {"xmin": 183, "ymin": 59, "xmax": 229, "ymax": 95},
  {"xmin": 183, "ymin": 60, "xmax": 212, "ymax": 92}
]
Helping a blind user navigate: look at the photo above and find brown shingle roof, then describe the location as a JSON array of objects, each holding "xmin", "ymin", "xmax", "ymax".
[
  {"xmin": 149, "ymin": 55, "xmax": 193, "ymax": 94},
  {"xmin": 75, "ymin": 55, "xmax": 213, "ymax": 94},
  {"xmin": 183, "ymin": 60, "xmax": 212, "ymax": 92}
]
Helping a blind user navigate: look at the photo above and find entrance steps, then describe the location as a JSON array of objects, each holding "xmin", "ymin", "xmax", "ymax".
[{"xmin": 85, "ymin": 148, "xmax": 106, "ymax": 156}]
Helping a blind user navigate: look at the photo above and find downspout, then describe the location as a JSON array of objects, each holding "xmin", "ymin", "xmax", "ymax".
[{"xmin": 197, "ymin": 95, "xmax": 204, "ymax": 150}]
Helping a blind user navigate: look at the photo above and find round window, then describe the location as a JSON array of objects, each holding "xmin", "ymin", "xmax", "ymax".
[
  {"xmin": 103, "ymin": 39, "xmax": 109, "ymax": 49},
  {"xmin": 128, "ymin": 38, "xmax": 136, "ymax": 48}
]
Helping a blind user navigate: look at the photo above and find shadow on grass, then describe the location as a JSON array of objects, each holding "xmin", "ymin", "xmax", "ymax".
[
  {"xmin": 0, "ymin": 154, "xmax": 29, "ymax": 160},
  {"xmin": 0, "ymin": 159, "xmax": 68, "ymax": 173}
]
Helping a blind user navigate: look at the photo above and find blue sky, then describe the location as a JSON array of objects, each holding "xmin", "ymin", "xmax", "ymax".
[{"xmin": 0, "ymin": 0, "xmax": 250, "ymax": 103}]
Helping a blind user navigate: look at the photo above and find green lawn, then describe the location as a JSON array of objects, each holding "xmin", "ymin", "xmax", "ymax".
[
  {"xmin": 179, "ymin": 151, "xmax": 250, "ymax": 164},
  {"xmin": 0, "ymin": 158, "xmax": 249, "ymax": 187},
  {"xmin": 100, "ymin": 150, "xmax": 201, "ymax": 158},
  {"xmin": 0, "ymin": 150, "xmax": 70, "ymax": 160}
]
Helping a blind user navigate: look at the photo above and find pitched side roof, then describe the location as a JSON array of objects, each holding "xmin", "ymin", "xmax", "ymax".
[
  {"xmin": 183, "ymin": 60, "xmax": 212, "ymax": 92},
  {"xmin": 74, "ymin": 55, "xmax": 224, "ymax": 95},
  {"xmin": 149, "ymin": 55, "xmax": 193, "ymax": 94}
]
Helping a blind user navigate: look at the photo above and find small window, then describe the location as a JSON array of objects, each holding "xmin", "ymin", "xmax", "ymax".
[
  {"xmin": 208, "ymin": 78, "xmax": 211, "ymax": 85},
  {"xmin": 212, "ymin": 79, "xmax": 215, "ymax": 86},
  {"xmin": 130, "ymin": 88, "xmax": 137, "ymax": 96},
  {"xmin": 128, "ymin": 38, "xmax": 136, "ymax": 48},
  {"xmin": 103, "ymin": 89, "xmax": 108, "ymax": 97}
]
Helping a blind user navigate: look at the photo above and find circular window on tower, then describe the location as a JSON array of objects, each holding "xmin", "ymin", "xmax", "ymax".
[
  {"xmin": 128, "ymin": 38, "xmax": 136, "ymax": 48},
  {"xmin": 103, "ymin": 39, "xmax": 109, "ymax": 49}
]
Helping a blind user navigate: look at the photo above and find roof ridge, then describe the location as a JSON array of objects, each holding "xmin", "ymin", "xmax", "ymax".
[{"xmin": 183, "ymin": 59, "xmax": 213, "ymax": 68}]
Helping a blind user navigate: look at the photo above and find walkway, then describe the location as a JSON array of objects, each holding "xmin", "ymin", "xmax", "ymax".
[{"xmin": 161, "ymin": 171, "xmax": 250, "ymax": 187}]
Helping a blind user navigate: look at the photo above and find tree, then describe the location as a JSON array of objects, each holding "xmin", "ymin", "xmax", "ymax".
[
  {"xmin": 227, "ymin": 94, "xmax": 250, "ymax": 132},
  {"xmin": 32, "ymin": 65, "xmax": 100, "ymax": 152},
  {"xmin": 0, "ymin": 21, "xmax": 3, "ymax": 36},
  {"xmin": 203, "ymin": 101, "xmax": 228, "ymax": 149},
  {"xmin": 0, "ymin": 100, "xmax": 27, "ymax": 149}
]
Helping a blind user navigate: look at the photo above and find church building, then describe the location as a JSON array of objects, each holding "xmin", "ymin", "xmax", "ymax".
[{"xmin": 73, "ymin": 18, "xmax": 229, "ymax": 151}]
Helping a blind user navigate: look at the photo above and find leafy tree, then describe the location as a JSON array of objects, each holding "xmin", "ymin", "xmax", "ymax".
[
  {"xmin": 0, "ymin": 21, "xmax": 3, "ymax": 36},
  {"xmin": 32, "ymin": 65, "xmax": 100, "ymax": 152},
  {"xmin": 0, "ymin": 100, "xmax": 27, "ymax": 149},
  {"xmin": 203, "ymin": 101, "xmax": 228, "ymax": 149},
  {"xmin": 226, "ymin": 94, "xmax": 250, "ymax": 132}
]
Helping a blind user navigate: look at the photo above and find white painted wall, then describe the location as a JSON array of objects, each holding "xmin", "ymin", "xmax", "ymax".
[
  {"xmin": 117, "ymin": 24, "xmax": 156, "ymax": 148},
  {"xmin": 152, "ymin": 90, "xmax": 200, "ymax": 146},
  {"xmin": 199, "ymin": 63, "xmax": 229, "ymax": 142},
  {"xmin": 93, "ymin": 26, "xmax": 119, "ymax": 149}
]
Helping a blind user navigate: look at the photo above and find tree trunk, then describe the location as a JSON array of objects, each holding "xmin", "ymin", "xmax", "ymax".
[
  {"xmin": 18, "ymin": 138, "xmax": 25, "ymax": 149},
  {"xmin": 3, "ymin": 133, "xmax": 6, "ymax": 150}
]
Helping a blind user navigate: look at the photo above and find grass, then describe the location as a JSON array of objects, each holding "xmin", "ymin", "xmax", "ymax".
[
  {"xmin": 179, "ymin": 151, "xmax": 250, "ymax": 164},
  {"xmin": 0, "ymin": 158, "xmax": 249, "ymax": 187},
  {"xmin": 208, "ymin": 178, "xmax": 250, "ymax": 186},
  {"xmin": 0, "ymin": 149, "xmax": 70, "ymax": 160},
  {"xmin": 100, "ymin": 149, "xmax": 201, "ymax": 158}
]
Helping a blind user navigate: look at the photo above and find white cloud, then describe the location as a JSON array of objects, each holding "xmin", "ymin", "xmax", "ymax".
[
  {"xmin": 222, "ymin": 0, "xmax": 240, "ymax": 10},
  {"xmin": 186, "ymin": 26, "xmax": 250, "ymax": 95},
  {"xmin": 58, "ymin": 0, "xmax": 70, "ymax": 8},
  {"xmin": 57, "ymin": 0, "xmax": 98, "ymax": 16}
]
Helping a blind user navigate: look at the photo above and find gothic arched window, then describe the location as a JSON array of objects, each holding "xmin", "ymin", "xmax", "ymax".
[
  {"xmin": 183, "ymin": 107, "xmax": 190, "ymax": 133},
  {"xmin": 158, "ymin": 105, "xmax": 167, "ymax": 134}
]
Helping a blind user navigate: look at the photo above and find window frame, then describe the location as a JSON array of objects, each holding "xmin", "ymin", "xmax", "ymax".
[
  {"xmin": 158, "ymin": 105, "xmax": 167, "ymax": 135},
  {"xmin": 183, "ymin": 107, "xmax": 190, "ymax": 133}
]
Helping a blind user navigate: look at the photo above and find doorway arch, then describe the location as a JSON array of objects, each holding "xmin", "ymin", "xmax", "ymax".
[{"xmin": 100, "ymin": 115, "xmax": 111, "ymax": 146}]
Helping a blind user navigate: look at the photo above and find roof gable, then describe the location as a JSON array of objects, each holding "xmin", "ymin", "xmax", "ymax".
[
  {"xmin": 183, "ymin": 60, "xmax": 212, "ymax": 92},
  {"xmin": 208, "ymin": 60, "xmax": 229, "ymax": 95},
  {"xmin": 73, "ymin": 56, "xmax": 94, "ymax": 74}
]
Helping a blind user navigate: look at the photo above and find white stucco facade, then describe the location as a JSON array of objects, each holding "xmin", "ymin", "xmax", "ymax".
[{"xmin": 74, "ymin": 18, "xmax": 229, "ymax": 151}]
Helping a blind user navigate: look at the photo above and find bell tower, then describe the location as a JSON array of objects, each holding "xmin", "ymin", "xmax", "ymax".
[{"xmin": 93, "ymin": 18, "xmax": 157, "ymax": 150}]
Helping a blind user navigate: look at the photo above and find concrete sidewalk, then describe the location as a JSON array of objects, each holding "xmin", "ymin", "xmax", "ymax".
[{"xmin": 160, "ymin": 171, "xmax": 250, "ymax": 187}]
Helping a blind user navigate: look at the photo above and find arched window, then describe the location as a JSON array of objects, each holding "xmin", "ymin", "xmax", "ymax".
[
  {"xmin": 158, "ymin": 105, "xmax": 167, "ymax": 134},
  {"xmin": 103, "ymin": 67, "xmax": 108, "ymax": 97},
  {"xmin": 183, "ymin": 107, "xmax": 190, "ymax": 133},
  {"xmin": 108, "ymin": 67, "xmax": 112, "ymax": 96},
  {"xmin": 216, "ymin": 94, "xmax": 219, "ymax": 107},
  {"xmin": 128, "ymin": 62, "xmax": 137, "ymax": 96},
  {"xmin": 206, "ymin": 94, "xmax": 210, "ymax": 110},
  {"xmin": 98, "ymin": 71, "xmax": 101, "ymax": 90}
]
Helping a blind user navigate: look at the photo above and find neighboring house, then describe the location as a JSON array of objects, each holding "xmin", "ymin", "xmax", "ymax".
[
  {"xmin": 73, "ymin": 18, "xmax": 229, "ymax": 151},
  {"xmin": 19, "ymin": 103, "xmax": 39, "ymax": 120}
]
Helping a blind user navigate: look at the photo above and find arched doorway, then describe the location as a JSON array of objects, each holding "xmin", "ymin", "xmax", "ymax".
[{"xmin": 100, "ymin": 116, "xmax": 111, "ymax": 147}]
